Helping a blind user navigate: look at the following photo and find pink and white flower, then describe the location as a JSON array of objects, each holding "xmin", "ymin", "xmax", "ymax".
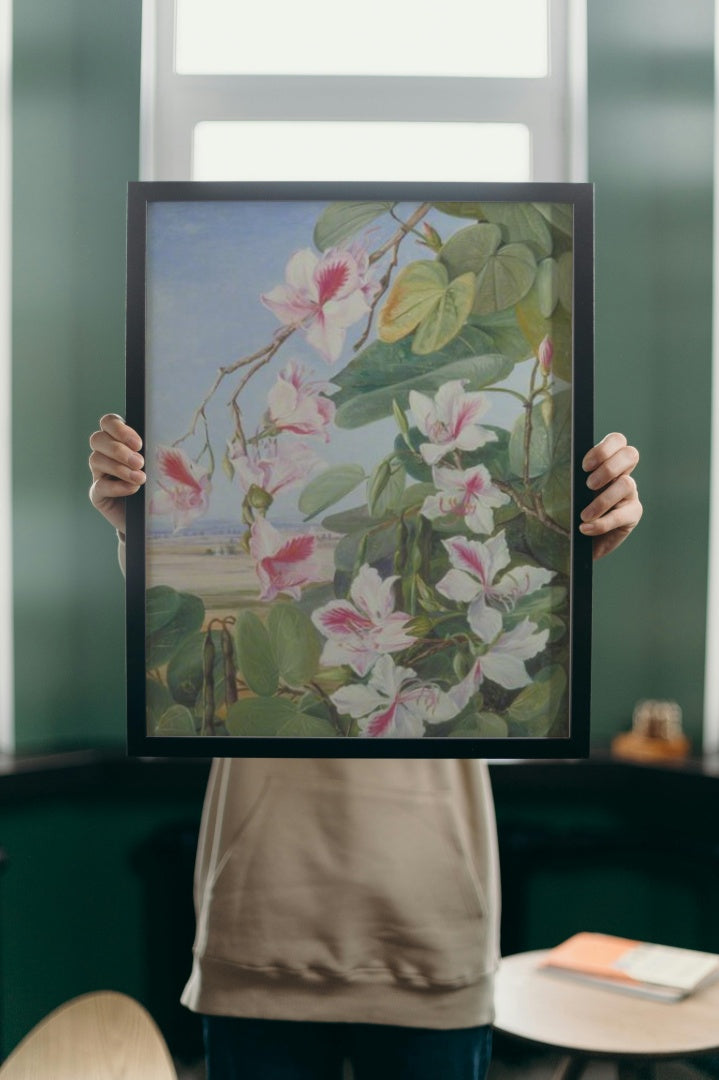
[
  {"xmin": 266, "ymin": 360, "xmax": 336, "ymax": 442},
  {"xmin": 261, "ymin": 244, "xmax": 377, "ymax": 364},
  {"xmin": 409, "ymin": 381, "xmax": 497, "ymax": 466},
  {"xmin": 436, "ymin": 531, "xmax": 554, "ymax": 641},
  {"xmin": 230, "ymin": 438, "xmax": 324, "ymax": 498},
  {"xmin": 249, "ymin": 515, "xmax": 323, "ymax": 602},
  {"xmin": 311, "ymin": 564, "xmax": 415, "ymax": 676},
  {"xmin": 148, "ymin": 445, "xmax": 210, "ymax": 531},
  {"xmin": 331, "ymin": 654, "xmax": 459, "ymax": 738},
  {"xmin": 421, "ymin": 464, "xmax": 510, "ymax": 534},
  {"xmin": 449, "ymin": 618, "xmax": 550, "ymax": 708}
]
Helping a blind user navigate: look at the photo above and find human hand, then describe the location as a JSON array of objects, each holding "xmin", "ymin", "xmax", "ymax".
[
  {"xmin": 88, "ymin": 414, "xmax": 146, "ymax": 536},
  {"xmin": 579, "ymin": 433, "xmax": 642, "ymax": 560}
]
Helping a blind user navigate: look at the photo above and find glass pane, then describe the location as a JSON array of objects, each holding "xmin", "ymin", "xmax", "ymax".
[
  {"xmin": 176, "ymin": 0, "xmax": 548, "ymax": 78},
  {"xmin": 192, "ymin": 121, "xmax": 532, "ymax": 181}
]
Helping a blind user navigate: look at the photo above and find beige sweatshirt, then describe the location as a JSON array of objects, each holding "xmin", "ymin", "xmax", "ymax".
[{"xmin": 180, "ymin": 756, "xmax": 501, "ymax": 1029}]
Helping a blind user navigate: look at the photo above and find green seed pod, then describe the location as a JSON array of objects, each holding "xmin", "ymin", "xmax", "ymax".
[
  {"xmin": 202, "ymin": 630, "xmax": 216, "ymax": 736},
  {"xmin": 221, "ymin": 624, "xmax": 238, "ymax": 706}
]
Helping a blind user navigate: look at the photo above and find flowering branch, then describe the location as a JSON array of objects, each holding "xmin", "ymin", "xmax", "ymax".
[{"xmin": 174, "ymin": 326, "xmax": 296, "ymax": 451}]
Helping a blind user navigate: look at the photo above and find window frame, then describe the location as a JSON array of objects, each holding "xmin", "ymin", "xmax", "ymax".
[{"xmin": 140, "ymin": 0, "xmax": 587, "ymax": 183}]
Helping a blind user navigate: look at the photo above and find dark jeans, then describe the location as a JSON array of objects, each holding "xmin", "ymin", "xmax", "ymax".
[{"xmin": 203, "ymin": 1015, "xmax": 493, "ymax": 1080}]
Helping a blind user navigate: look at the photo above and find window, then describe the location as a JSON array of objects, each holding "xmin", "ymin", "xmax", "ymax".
[{"xmin": 141, "ymin": 0, "xmax": 587, "ymax": 183}]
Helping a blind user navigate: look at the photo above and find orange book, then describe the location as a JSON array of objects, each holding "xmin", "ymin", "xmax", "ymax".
[{"xmin": 540, "ymin": 932, "xmax": 719, "ymax": 1002}]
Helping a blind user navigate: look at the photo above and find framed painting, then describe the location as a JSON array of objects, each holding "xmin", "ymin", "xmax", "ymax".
[{"xmin": 126, "ymin": 181, "xmax": 593, "ymax": 758}]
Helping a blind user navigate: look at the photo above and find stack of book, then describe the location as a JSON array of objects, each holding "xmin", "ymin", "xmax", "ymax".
[{"xmin": 540, "ymin": 932, "xmax": 719, "ymax": 1002}]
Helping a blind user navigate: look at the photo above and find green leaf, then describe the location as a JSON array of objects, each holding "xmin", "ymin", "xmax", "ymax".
[
  {"xmin": 511, "ymin": 585, "xmax": 568, "ymax": 620},
  {"xmin": 468, "ymin": 309, "xmax": 532, "ymax": 363},
  {"xmin": 334, "ymin": 336, "xmax": 514, "ymax": 429},
  {"xmin": 367, "ymin": 460, "xmax": 405, "ymax": 518},
  {"xmin": 225, "ymin": 696, "xmax": 300, "ymax": 736},
  {"xmin": 392, "ymin": 398, "xmax": 411, "ymax": 441},
  {"xmin": 439, "ymin": 223, "xmax": 502, "ymax": 279},
  {"xmin": 146, "ymin": 587, "xmax": 205, "ymax": 670},
  {"xmin": 479, "ymin": 202, "xmax": 553, "ymax": 257},
  {"xmin": 449, "ymin": 712, "xmax": 509, "ymax": 738},
  {"xmin": 333, "ymin": 521, "xmax": 397, "ymax": 572},
  {"xmin": 145, "ymin": 585, "xmax": 181, "ymax": 636},
  {"xmin": 379, "ymin": 260, "xmax": 445, "ymax": 341},
  {"xmin": 525, "ymin": 517, "xmax": 570, "ymax": 576},
  {"xmin": 542, "ymin": 461, "xmax": 572, "ymax": 531},
  {"xmin": 474, "ymin": 243, "xmax": 537, "ymax": 315},
  {"xmin": 235, "ymin": 611, "xmax": 279, "ymax": 697},
  {"xmin": 322, "ymin": 505, "xmax": 375, "ymax": 534},
  {"xmin": 558, "ymin": 251, "xmax": 573, "ymax": 312},
  {"xmin": 155, "ymin": 704, "xmax": 196, "ymax": 736},
  {"xmin": 432, "ymin": 201, "xmax": 486, "ymax": 220},
  {"xmin": 379, "ymin": 260, "xmax": 475, "ymax": 354},
  {"xmin": 335, "ymin": 322, "xmax": 491, "ymax": 399},
  {"xmin": 412, "ymin": 273, "xmax": 476, "ymax": 355},
  {"xmin": 533, "ymin": 202, "xmax": 573, "ymax": 237},
  {"xmin": 509, "ymin": 389, "xmax": 571, "ymax": 480},
  {"xmin": 506, "ymin": 664, "xmax": 567, "ymax": 736},
  {"xmin": 166, "ymin": 630, "xmax": 224, "ymax": 708},
  {"xmin": 278, "ymin": 712, "xmax": 338, "ymax": 737},
  {"xmin": 313, "ymin": 201, "xmax": 394, "ymax": 251},
  {"xmin": 267, "ymin": 604, "xmax": 322, "ymax": 688},
  {"xmin": 298, "ymin": 464, "xmax": 365, "ymax": 520},
  {"xmin": 147, "ymin": 677, "xmax": 172, "ymax": 724},
  {"xmin": 536, "ymin": 257, "xmax": 559, "ymax": 319},
  {"xmin": 515, "ymin": 277, "xmax": 573, "ymax": 383}
]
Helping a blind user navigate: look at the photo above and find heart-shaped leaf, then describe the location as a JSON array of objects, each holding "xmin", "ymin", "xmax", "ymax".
[
  {"xmin": 379, "ymin": 260, "xmax": 474, "ymax": 354},
  {"xmin": 439, "ymin": 223, "xmax": 502, "ymax": 279},
  {"xmin": 474, "ymin": 243, "xmax": 537, "ymax": 315},
  {"xmin": 479, "ymin": 202, "xmax": 553, "ymax": 257}
]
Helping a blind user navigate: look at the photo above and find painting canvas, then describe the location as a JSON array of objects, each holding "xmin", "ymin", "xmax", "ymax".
[{"xmin": 126, "ymin": 181, "xmax": 593, "ymax": 757}]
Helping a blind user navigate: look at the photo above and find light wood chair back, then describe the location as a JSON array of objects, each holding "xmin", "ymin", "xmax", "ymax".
[{"xmin": 0, "ymin": 990, "xmax": 178, "ymax": 1079}]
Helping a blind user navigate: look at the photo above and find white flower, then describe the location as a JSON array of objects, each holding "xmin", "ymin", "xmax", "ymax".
[
  {"xmin": 311, "ymin": 564, "xmax": 414, "ymax": 676},
  {"xmin": 331, "ymin": 655, "xmax": 459, "ymax": 738},
  {"xmin": 261, "ymin": 245, "xmax": 376, "ymax": 363},
  {"xmin": 436, "ymin": 531, "xmax": 553, "ymax": 641},
  {"xmin": 409, "ymin": 380, "xmax": 497, "ymax": 466},
  {"xmin": 421, "ymin": 464, "xmax": 509, "ymax": 535},
  {"xmin": 450, "ymin": 619, "xmax": 550, "ymax": 709}
]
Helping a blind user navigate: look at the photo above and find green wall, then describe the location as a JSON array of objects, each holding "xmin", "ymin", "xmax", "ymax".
[
  {"xmin": 12, "ymin": 0, "xmax": 142, "ymax": 752},
  {"xmin": 587, "ymin": 0, "xmax": 714, "ymax": 748},
  {"xmin": 10, "ymin": 0, "xmax": 716, "ymax": 751}
]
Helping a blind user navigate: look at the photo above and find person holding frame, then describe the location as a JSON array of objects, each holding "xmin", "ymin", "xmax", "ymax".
[{"xmin": 89, "ymin": 417, "xmax": 640, "ymax": 1080}]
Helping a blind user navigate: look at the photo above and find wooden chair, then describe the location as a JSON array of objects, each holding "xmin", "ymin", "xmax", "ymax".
[{"xmin": 0, "ymin": 991, "xmax": 178, "ymax": 1079}]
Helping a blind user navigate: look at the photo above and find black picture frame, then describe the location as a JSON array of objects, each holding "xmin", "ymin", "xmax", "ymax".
[{"xmin": 126, "ymin": 181, "xmax": 593, "ymax": 758}]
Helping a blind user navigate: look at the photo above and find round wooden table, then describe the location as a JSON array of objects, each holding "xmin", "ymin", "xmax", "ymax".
[{"xmin": 494, "ymin": 949, "xmax": 719, "ymax": 1079}]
